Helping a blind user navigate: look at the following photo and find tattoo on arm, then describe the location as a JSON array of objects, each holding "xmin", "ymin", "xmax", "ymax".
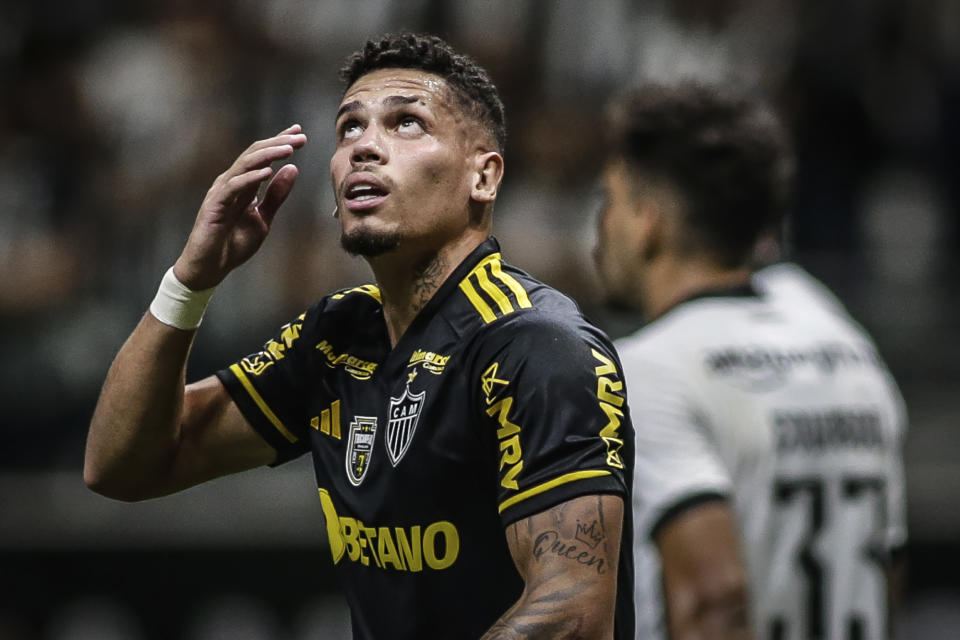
[
  {"xmin": 480, "ymin": 494, "xmax": 623, "ymax": 639},
  {"xmin": 531, "ymin": 517, "xmax": 608, "ymax": 575}
]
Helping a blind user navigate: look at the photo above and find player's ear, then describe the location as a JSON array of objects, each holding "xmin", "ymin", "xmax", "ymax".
[
  {"xmin": 635, "ymin": 198, "xmax": 665, "ymax": 262},
  {"xmin": 470, "ymin": 151, "xmax": 504, "ymax": 203}
]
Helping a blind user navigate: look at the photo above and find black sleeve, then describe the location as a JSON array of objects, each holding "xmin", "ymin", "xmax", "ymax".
[
  {"xmin": 473, "ymin": 312, "xmax": 634, "ymax": 525},
  {"xmin": 215, "ymin": 308, "xmax": 319, "ymax": 464}
]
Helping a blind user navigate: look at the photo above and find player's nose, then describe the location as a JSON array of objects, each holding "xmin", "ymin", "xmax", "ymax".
[{"xmin": 351, "ymin": 125, "xmax": 386, "ymax": 165}]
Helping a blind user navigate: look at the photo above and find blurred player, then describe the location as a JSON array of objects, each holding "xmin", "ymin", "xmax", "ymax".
[
  {"xmin": 85, "ymin": 32, "xmax": 634, "ymax": 639},
  {"xmin": 594, "ymin": 83, "xmax": 907, "ymax": 640}
]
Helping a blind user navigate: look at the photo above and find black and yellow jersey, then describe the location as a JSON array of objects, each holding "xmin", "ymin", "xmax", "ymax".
[{"xmin": 216, "ymin": 237, "xmax": 635, "ymax": 639}]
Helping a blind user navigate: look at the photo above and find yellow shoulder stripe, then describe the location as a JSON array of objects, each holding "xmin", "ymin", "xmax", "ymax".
[
  {"xmin": 229, "ymin": 363, "xmax": 299, "ymax": 444},
  {"xmin": 332, "ymin": 284, "xmax": 382, "ymax": 303},
  {"xmin": 459, "ymin": 278, "xmax": 497, "ymax": 323},
  {"xmin": 489, "ymin": 258, "xmax": 532, "ymax": 309},
  {"xmin": 498, "ymin": 469, "xmax": 611, "ymax": 513},
  {"xmin": 460, "ymin": 254, "xmax": 533, "ymax": 324}
]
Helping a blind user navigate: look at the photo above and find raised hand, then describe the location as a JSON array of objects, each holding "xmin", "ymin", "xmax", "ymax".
[{"xmin": 173, "ymin": 124, "xmax": 308, "ymax": 290}]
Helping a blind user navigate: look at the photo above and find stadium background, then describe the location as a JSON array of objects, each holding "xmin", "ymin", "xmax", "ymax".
[{"xmin": 1, "ymin": 1, "xmax": 957, "ymax": 637}]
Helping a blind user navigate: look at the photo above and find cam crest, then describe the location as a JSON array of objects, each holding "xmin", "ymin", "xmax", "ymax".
[
  {"xmin": 386, "ymin": 373, "xmax": 426, "ymax": 467},
  {"xmin": 346, "ymin": 416, "xmax": 378, "ymax": 486}
]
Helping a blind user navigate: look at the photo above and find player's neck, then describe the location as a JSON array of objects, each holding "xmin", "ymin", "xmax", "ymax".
[
  {"xmin": 369, "ymin": 232, "xmax": 487, "ymax": 347},
  {"xmin": 642, "ymin": 257, "xmax": 752, "ymax": 321}
]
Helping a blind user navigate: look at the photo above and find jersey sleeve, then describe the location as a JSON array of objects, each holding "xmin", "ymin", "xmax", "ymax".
[
  {"xmin": 883, "ymin": 378, "xmax": 909, "ymax": 552},
  {"xmin": 473, "ymin": 314, "xmax": 633, "ymax": 526},
  {"xmin": 619, "ymin": 344, "xmax": 733, "ymax": 540},
  {"xmin": 215, "ymin": 309, "xmax": 317, "ymax": 465}
]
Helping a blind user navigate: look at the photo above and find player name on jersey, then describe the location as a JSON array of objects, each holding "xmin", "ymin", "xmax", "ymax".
[{"xmin": 774, "ymin": 408, "xmax": 885, "ymax": 453}]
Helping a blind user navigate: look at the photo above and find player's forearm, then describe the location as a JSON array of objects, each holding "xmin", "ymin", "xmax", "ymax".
[
  {"xmin": 667, "ymin": 582, "xmax": 754, "ymax": 640},
  {"xmin": 482, "ymin": 495, "xmax": 621, "ymax": 639},
  {"xmin": 479, "ymin": 584, "xmax": 614, "ymax": 640},
  {"xmin": 84, "ymin": 312, "xmax": 195, "ymax": 500},
  {"xmin": 657, "ymin": 501, "xmax": 755, "ymax": 640}
]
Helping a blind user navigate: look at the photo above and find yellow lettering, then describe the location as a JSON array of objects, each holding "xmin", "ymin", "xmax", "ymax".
[
  {"xmin": 591, "ymin": 348, "xmax": 617, "ymax": 376},
  {"xmin": 501, "ymin": 460, "xmax": 523, "ymax": 490},
  {"xmin": 354, "ymin": 520, "xmax": 371, "ymax": 566},
  {"xmin": 487, "ymin": 398, "xmax": 520, "ymax": 438},
  {"xmin": 318, "ymin": 489, "xmax": 345, "ymax": 563},
  {"xmin": 499, "ymin": 436, "xmax": 522, "ymax": 470},
  {"xmin": 423, "ymin": 521, "xmax": 460, "ymax": 570},
  {"xmin": 489, "ymin": 396, "xmax": 524, "ymax": 490},
  {"xmin": 592, "ymin": 348, "xmax": 626, "ymax": 469},
  {"xmin": 316, "ymin": 491, "xmax": 459, "ymax": 573},
  {"xmin": 396, "ymin": 526, "xmax": 423, "ymax": 572},
  {"xmin": 597, "ymin": 377, "xmax": 625, "ymax": 407},
  {"xmin": 362, "ymin": 525, "xmax": 382, "ymax": 568},
  {"xmin": 340, "ymin": 517, "xmax": 361, "ymax": 562},
  {"xmin": 378, "ymin": 527, "xmax": 405, "ymax": 570},
  {"xmin": 266, "ymin": 340, "xmax": 285, "ymax": 361},
  {"xmin": 279, "ymin": 322, "xmax": 301, "ymax": 348},
  {"xmin": 598, "ymin": 401, "xmax": 623, "ymax": 440}
]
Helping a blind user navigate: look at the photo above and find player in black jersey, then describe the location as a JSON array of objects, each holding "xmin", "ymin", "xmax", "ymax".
[{"xmin": 85, "ymin": 32, "xmax": 634, "ymax": 639}]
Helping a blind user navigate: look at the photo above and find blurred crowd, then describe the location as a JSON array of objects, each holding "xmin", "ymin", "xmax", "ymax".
[
  {"xmin": 0, "ymin": 0, "xmax": 958, "ymax": 636},
  {"xmin": 1, "ymin": 0, "xmax": 958, "ymax": 468}
]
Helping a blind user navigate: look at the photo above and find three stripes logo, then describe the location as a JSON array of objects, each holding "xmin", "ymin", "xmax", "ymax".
[{"xmin": 459, "ymin": 254, "xmax": 532, "ymax": 323}]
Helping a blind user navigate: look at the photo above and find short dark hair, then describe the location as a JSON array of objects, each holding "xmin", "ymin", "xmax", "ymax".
[
  {"xmin": 340, "ymin": 32, "xmax": 507, "ymax": 153},
  {"xmin": 607, "ymin": 83, "xmax": 794, "ymax": 267}
]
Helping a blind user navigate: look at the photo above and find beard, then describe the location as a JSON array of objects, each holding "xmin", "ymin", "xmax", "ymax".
[{"xmin": 340, "ymin": 227, "xmax": 402, "ymax": 257}]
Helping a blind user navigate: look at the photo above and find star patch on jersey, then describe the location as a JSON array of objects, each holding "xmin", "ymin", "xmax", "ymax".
[
  {"xmin": 346, "ymin": 416, "xmax": 378, "ymax": 486},
  {"xmin": 480, "ymin": 362, "xmax": 510, "ymax": 404},
  {"xmin": 386, "ymin": 381, "xmax": 426, "ymax": 467}
]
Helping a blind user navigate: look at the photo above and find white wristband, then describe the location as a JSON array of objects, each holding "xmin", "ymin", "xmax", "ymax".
[{"xmin": 148, "ymin": 267, "xmax": 216, "ymax": 330}]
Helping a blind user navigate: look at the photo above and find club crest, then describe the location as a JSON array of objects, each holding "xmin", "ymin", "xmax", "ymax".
[
  {"xmin": 345, "ymin": 416, "xmax": 378, "ymax": 486},
  {"xmin": 387, "ymin": 383, "xmax": 426, "ymax": 467}
]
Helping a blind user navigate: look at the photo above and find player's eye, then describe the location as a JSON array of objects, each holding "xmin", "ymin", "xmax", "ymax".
[
  {"xmin": 339, "ymin": 120, "xmax": 364, "ymax": 141},
  {"xmin": 397, "ymin": 116, "xmax": 424, "ymax": 133}
]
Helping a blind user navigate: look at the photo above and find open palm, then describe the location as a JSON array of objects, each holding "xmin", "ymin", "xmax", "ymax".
[{"xmin": 174, "ymin": 124, "xmax": 307, "ymax": 290}]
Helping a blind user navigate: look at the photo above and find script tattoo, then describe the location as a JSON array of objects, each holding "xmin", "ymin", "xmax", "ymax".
[
  {"xmin": 532, "ymin": 518, "xmax": 607, "ymax": 575},
  {"xmin": 481, "ymin": 496, "xmax": 621, "ymax": 638}
]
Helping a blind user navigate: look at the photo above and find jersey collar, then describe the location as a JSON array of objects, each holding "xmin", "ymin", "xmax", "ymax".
[
  {"xmin": 383, "ymin": 236, "xmax": 502, "ymax": 355},
  {"xmin": 649, "ymin": 281, "xmax": 761, "ymax": 324}
]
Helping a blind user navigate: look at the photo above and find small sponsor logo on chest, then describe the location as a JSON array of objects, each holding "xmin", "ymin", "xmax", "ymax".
[
  {"xmin": 407, "ymin": 349, "xmax": 451, "ymax": 375},
  {"xmin": 316, "ymin": 339, "xmax": 378, "ymax": 380}
]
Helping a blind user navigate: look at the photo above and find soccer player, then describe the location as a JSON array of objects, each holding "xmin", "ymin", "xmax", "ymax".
[
  {"xmin": 83, "ymin": 32, "xmax": 635, "ymax": 639},
  {"xmin": 593, "ymin": 84, "xmax": 907, "ymax": 640}
]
